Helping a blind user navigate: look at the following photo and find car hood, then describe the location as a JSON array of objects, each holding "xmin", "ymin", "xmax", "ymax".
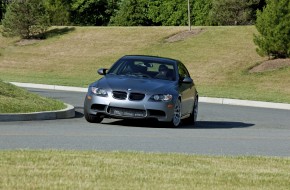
[{"xmin": 92, "ymin": 75, "xmax": 176, "ymax": 94}]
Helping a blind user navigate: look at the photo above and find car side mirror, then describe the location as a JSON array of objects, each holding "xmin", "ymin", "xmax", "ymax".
[
  {"xmin": 97, "ymin": 68, "xmax": 107, "ymax": 75},
  {"xmin": 182, "ymin": 76, "xmax": 193, "ymax": 84}
]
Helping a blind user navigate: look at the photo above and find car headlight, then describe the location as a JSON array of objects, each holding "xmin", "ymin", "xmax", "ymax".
[
  {"xmin": 91, "ymin": 87, "xmax": 108, "ymax": 96},
  {"xmin": 149, "ymin": 94, "xmax": 173, "ymax": 102}
]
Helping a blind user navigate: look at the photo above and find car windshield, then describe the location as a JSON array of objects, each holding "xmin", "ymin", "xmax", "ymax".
[{"xmin": 107, "ymin": 58, "xmax": 176, "ymax": 81}]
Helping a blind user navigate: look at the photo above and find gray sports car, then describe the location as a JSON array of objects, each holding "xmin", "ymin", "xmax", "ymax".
[{"xmin": 84, "ymin": 55, "xmax": 198, "ymax": 127}]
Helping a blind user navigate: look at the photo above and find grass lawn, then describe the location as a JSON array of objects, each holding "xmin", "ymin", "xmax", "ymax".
[
  {"xmin": 0, "ymin": 150, "xmax": 289, "ymax": 189},
  {"xmin": 0, "ymin": 26, "xmax": 289, "ymax": 103},
  {"xmin": 1, "ymin": 26, "xmax": 289, "ymax": 189},
  {"xmin": 0, "ymin": 80, "xmax": 65, "ymax": 113}
]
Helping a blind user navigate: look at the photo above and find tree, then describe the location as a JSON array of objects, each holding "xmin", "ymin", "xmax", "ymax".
[
  {"xmin": 148, "ymin": 0, "xmax": 188, "ymax": 26},
  {"xmin": 44, "ymin": 0, "xmax": 71, "ymax": 26},
  {"xmin": 109, "ymin": 0, "xmax": 151, "ymax": 26},
  {"xmin": 1, "ymin": 0, "xmax": 50, "ymax": 39},
  {"xmin": 254, "ymin": 0, "xmax": 290, "ymax": 58},
  {"xmin": 210, "ymin": 0, "xmax": 261, "ymax": 25},
  {"xmin": 106, "ymin": 0, "xmax": 121, "ymax": 18},
  {"xmin": 70, "ymin": 0, "xmax": 111, "ymax": 26},
  {"xmin": 0, "ymin": 0, "xmax": 9, "ymax": 21},
  {"xmin": 193, "ymin": 0, "xmax": 212, "ymax": 26},
  {"xmin": 0, "ymin": 0, "xmax": 3, "ymax": 21}
]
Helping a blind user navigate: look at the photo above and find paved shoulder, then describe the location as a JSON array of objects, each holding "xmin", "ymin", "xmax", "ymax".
[
  {"xmin": 10, "ymin": 82, "xmax": 290, "ymax": 110},
  {"xmin": 1, "ymin": 82, "xmax": 289, "ymax": 122}
]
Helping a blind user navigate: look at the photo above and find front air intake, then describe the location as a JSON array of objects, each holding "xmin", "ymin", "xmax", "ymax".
[
  {"xmin": 112, "ymin": 91, "xmax": 127, "ymax": 100},
  {"xmin": 129, "ymin": 93, "xmax": 145, "ymax": 101}
]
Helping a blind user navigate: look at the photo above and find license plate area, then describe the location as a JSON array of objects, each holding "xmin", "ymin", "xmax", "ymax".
[{"xmin": 109, "ymin": 107, "xmax": 146, "ymax": 118}]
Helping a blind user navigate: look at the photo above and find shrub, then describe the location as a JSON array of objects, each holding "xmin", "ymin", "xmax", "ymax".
[
  {"xmin": 147, "ymin": 0, "xmax": 188, "ymax": 26},
  {"xmin": 70, "ymin": 0, "xmax": 110, "ymax": 26},
  {"xmin": 210, "ymin": 0, "xmax": 261, "ymax": 25},
  {"xmin": 109, "ymin": 0, "xmax": 151, "ymax": 26},
  {"xmin": 1, "ymin": 0, "xmax": 50, "ymax": 39},
  {"xmin": 110, "ymin": 0, "xmax": 189, "ymax": 26},
  {"xmin": 254, "ymin": 0, "xmax": 290, "ymax": 58},
  {"xmin": 193, "ymin": 0, "xmax": 212, "ymax": 26},
  {"xmin": 44, "ymin": 0, "xmax": 70, "ymax": 26}
]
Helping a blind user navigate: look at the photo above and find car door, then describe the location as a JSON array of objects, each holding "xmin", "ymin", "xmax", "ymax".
[{"xmin": 177, "ymin": 62, "xmax": 196, "ymax": 116}]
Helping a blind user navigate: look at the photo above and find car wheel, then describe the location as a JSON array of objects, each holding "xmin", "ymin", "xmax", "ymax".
[
  {"xmin": 84, "ymin": 110, "xmax": 103, "ymax": 123},
  {"xmin": 170, "ymin": 99, "xmax": 182, "ymax": 127},
  {"xmin": 192, "ymin": 97, "xmax": 198, "ymax": 124},
  {"xmin": 186, "ymin": 97, "xmax": 198, "ymax": 125},
  {"xmin": 185, "ymin": 97, "xmax": 198, "ymax": 125}
]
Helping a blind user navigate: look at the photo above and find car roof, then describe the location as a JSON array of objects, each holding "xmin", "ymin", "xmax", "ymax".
[{"xmin": 121, "ymin": 55, "xmax": 179, "ymax": 64}]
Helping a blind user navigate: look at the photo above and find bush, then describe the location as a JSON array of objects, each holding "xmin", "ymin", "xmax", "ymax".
[
  {"xmin": 109, "ymin": 0, "xmax": 151, "ymax": 26},
  {"xmin": 1, "ymin": 0, "xmax": 50, "ymax": 39},
  {"xmin": 254, "ymin": 0, "xmax": 290, "ymax": 58},
  {"xmin": 44, "ymin": 0, "xmax": 70, "ymax": 26},
  {"xmin": 70, "ymin": 0, "xmax": 110, "ymax": 26},
  {"xmin": 193, "ymin": 0, "xmax": 212, "ymax": 26},
  {"xmin": 0, "ymin": 1, "xmax": 7, "ymax": 21},
  {"xmin": 110, "ymin": 0, "xmax": 189, "ymax": 26},
  {"xmin": 210, "ymin": 0, "xmax": 261, "ymax": 25},
  {"xmin": 147, "ymin": 0, "xmax": 188, "ymax": 26}
]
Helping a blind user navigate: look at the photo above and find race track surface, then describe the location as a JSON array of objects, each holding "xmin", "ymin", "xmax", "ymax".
[{"xmin": 1, "ymin": 89, "xmax": 289, "ymax": 157}]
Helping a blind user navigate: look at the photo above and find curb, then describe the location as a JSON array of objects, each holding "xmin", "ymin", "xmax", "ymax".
[
  {"xmin": 0, "ymin": 103, "xmax": 75, "ymax": 122},
  {"xmin": 199, "ymin": 97, "xmax": 290, "ymax": 110},
  {"xmin": 8, "ymin": 82, "xmax": 290, "ymax": 111},
  {"xmin": 10, "ymin": 82, "xmax": 88, "ymax": 92}
]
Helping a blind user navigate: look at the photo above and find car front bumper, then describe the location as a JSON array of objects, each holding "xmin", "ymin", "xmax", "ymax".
[{"xmin": 84, "ymin": 93, "xmax": 176, "ymax": 122}]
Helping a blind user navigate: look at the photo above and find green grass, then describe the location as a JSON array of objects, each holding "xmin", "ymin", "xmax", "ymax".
[
  {"xmin": 1, "ymin": 26, "xmax": 289, "ymax": 189},
  {"xmin": 0, "ymin": 80, "xmax": 65, "ymax": 113},
  {"xmin": 0, "ymin": 26, "xmax": 289, "ymax": 103},
  {"xmin": 0, "ymin": 150, "xmax": 289, "ymax": 189}
]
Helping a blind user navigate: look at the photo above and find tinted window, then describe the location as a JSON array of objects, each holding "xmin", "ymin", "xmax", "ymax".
[
  {"xmin": 178, "ymin": 62, "xmax": 190, "ymax": 79},
  {"xmin": 108, "ymin": 58, "xmax": 176, "ymax": 81}
]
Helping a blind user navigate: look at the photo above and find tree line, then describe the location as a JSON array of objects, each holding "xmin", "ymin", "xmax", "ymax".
[
  {"xmin": 0, "ymin": 0, "xmax": 266, "ymax": 26},
  {"xmin": 0, "ymin": 0, "xmax": 289, "ymax": 58}
]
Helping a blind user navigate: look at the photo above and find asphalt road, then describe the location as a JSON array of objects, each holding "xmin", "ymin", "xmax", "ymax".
[{"xmin": 0, "ymin": 89, "xmax": 289, "ymax": 157}]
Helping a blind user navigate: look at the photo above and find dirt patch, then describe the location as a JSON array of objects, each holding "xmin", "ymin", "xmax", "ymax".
[
  {"xmin": 165, "ymin": 28, "xmax": 204, "ymax": 43},
  {"xmin": 15, "ymin": 39, "xmax": 42, "ymax": 46},
  {"xmin": 249, "ymin": 58, "xmax": 290, "ymax": 73}
]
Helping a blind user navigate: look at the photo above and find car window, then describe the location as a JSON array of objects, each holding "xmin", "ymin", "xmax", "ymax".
[
  {"xmin": 108, "ymin": 58, "xmax": 176, "ymax": 81},
  {"xmin": 178, "ymin": 62, "xmax": 190, "ymax": 79},
  {"xmin": 148, "ymin": 62, "xmax": 175, "ymax": 81},
  {"xmin": 108, "ymin": 60, "xmax": 126, "ymax": 74}
]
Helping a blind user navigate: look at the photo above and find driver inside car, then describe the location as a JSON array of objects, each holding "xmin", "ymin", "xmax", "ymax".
[{"xmin": 155, "ymin": 64, "xmax": 171, "ymax": 80}]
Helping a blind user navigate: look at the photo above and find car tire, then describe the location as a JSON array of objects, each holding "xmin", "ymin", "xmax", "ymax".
[
  {"xmin": 84, "ymin": 110, "xmax": 103, "ymax": 123},
  {"xmin": 185, "ymin": 97, "xmax": 198, "ymax": 126},
  {"xmin": 170, "ymin": 99, "xmax": 182, "ymax": 127}
]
